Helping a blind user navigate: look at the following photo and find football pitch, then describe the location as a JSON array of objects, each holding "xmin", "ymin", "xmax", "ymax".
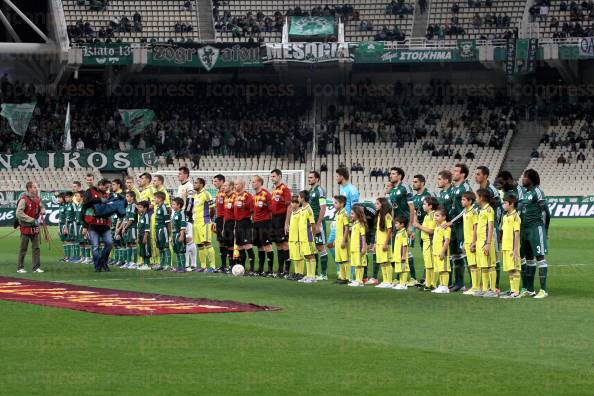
[{"xmin": 1, "ymin": 219, "xmax": 593, "ymax": 395}]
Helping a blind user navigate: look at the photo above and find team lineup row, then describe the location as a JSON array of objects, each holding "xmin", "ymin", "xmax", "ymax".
[{"xmin": 51, "ymin": 165, "xmax": 550, "ymax": 298}]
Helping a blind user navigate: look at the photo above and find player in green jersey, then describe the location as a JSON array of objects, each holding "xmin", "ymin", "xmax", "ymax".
[
  {"xmin": 448, "ymin": 163, "xmax": 472, "ymax": 291},
  {"xmin": 412, "ymin": 174, "xmax": 432, "ymax": 284},
  {"xmin": 154, "ymin": 191, "xmax": 172, "ymax": 270},
  {"xmin": 386, "ymin": 167, "xmax": 417, "ymax": 284},
  {"xmin": 520, "ymin": 169, "xmax": 550, "ymax": 299},
  {"xmin": 136, "ymin": 201, "xmax": 152, "ymax": 270},
  {"xmin": 171, "ymin": 197, "xmax": 187, "ymax": 272},
  {"xmin": 436, "ymin": 170, "xmax": 453, "ymax": 215},
  {"xmin": 308, "ymin": 171, "xmax": 329, "ymax": 279}
]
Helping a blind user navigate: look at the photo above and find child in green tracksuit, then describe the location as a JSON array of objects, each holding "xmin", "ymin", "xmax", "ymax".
[
  {"xmin": 154, "ymin": 191, "xmax": 172, "ymax": 270},
  {"xmin": 136, "ymin": 201, "xmax": 152, "ymax": 271},
  {"xmin": 120, "ymin": 191, "xmax": 138, "ymax": 269},
  {"xmin": 171, "ymin": 197, "xmax": 187, "ymax": 272}
]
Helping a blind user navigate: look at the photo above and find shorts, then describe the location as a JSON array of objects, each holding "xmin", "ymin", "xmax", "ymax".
[
  {"xmin": 138, "ymin": 242, "xmax": 152, "ymax": 258},
  {"xmin": 375, "ymin": 239, "xmax": 392, "ymax": 264},
  {"xmin": 155, "ymin": 226, "xmax": 170, "ymax": 250},
  {"xmin": 464, "ymin": 243, "xmax": 476, "ymax": 266},
  {"xmin": 193, "ymin": 222, "xmax": 212, "ymax": 245},
  {"xmin": 271, "ymin": 214, "xmax": 288, "ymax": 243},
  {"xmin": 314, "ymin": 221, "xmax": 327, "ymax": 245},
  {"xmin": 125, "ymin": 227, "xmax": 137, "ymax": 245},
  {"xmin": 334, "ymin": 241, "xmax": 349, "ymax": 263},
  {"xmin": 300, "ymin": 241, "xmax": 316, "ymax": 257},
  {"xmin": 215, "ymin": 217, "xmax": 224, "ymax": 243},
  {"xmin": 67, "ymin": 222, "xmax": 78, "ymax": 242},
  {"xmin": 394, "ymin": 259, "xmax": 410, "ymax": 273},
  {"xmin": 520, "ymin": 224, "xmax": 548, "ymax": 257},
  {"xmin": 422, "ymin": 241, "xmax": 433, "ymax": 269},
  {"xmin": 502, "ymin": 250, "xmax": 521, "ymax": 272},
  {"xmin": 433, "ymin": 254, "xmax": 451, "ymax": 273},
  {"xmin": 476, "ymin": 242, "xmax": 496, "ymax": 268},
  {"xmin": 235, "ymin": 218, "xmax": 253, "ymax": 246},
  {"xmin": 350, "ymin": 251, "xmax": 367, "ymax": 267},
  {"xmin": 172, "ymin": 232, "xmax": 186, "ymax": 254},
  {"xmin": 222, "ymin": 220, "xmax": 235, "ymax": 247},
  {"xmin": 253, "ymin": 220, "xmax": 272, "ymax": 247},
  {"xmin": 449, "ymin": 222, "xmax": 464, "ymax": 255},
  {"xmin": 75, "ymin": 224, "xmax": 85, "ymax": 244},
  {"xmin": 289, "ymin": 241, "xmax": 302, "ymax": 261}
]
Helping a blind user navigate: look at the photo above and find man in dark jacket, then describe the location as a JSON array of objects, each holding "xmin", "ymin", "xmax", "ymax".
[{"xmin": 82, "ymin": 179, "xmax": 113, "ymax": 272}]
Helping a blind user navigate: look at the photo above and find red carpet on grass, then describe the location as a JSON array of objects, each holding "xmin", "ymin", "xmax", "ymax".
[{"xmin": 0, "ymin": 277, "xmax": 279, "ymax": 316}]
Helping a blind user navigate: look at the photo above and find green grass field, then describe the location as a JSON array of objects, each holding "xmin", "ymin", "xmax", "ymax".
[{"xmin": 1, "ymin": 219, "xmax": 593, "ymax": 395}]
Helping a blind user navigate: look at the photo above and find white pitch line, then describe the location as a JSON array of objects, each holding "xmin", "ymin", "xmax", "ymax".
[{"xmin": 50, "ymin": 275, "xmax": 220, "ymax": 282}]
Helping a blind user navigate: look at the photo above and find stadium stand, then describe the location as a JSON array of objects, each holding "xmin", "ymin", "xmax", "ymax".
[
  {"xmin": 0, "ymin": 168, "xmax": 102, "ymax": 191},
  {"xmin": 201, "ymin": 0, "xmax": 415, "ymax": 43},
  {"xmin": 426, "ymin": 0, "xmax": 522, "ymax": 39},
  {"xmin": 531, "ymin": 0, "xmax": 594, "ymax": 38},
  {"xmin": 63, "ymin": 0, "xmax": 201, "ymax": 43}
]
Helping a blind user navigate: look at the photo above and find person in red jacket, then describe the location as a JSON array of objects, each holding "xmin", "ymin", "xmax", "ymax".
[
  {"xmin": 252, "ymin": 175, "xmax": 273, "ymax": 276},
  {"xmin": 233, "ymin": 179, "xmax": 255, "ymax": 273},
  {"xmin": 82, "ymin": 179, "xmax": 113, "ymax": 272},
  {"xmin": 16, "ymin": 182, "xmax": 46, "ymax": 273}
]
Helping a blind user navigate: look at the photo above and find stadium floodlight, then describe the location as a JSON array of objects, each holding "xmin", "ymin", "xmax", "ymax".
[{"xmin": 154, "ymin": 169, "xmax": 305, "ymax": 196}]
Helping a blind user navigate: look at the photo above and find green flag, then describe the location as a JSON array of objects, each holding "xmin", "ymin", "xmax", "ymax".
[
  {"xmin": 118, "ymin": 109, "xmax": 155, "ymax": 136},
  {"xmin": 0, "ymin": 102, "xmax": 36, "ymax": 136},
  {"xmin": 289, "ymin": 16, "xmax": 335, "ymax": 36}
]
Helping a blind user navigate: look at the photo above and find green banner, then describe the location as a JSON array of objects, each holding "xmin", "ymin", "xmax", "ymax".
[
  {"xmin": 0, "ymin": 102, "xmax": 36, "ymax": 136},
  {"xmin": 81, "ymin": 43, "xmax": 132, "ymax": 65},
  {"xmin": 118, "ymin": 109, "xmax": 155, "ymax": 136},
  {"xmin": 289, "ymin": 16, "xmax": 335, "ymax": 36},
  {"xmin": 0, "ymin": 150, "xmax": 157, "ymax": 171},
  {"xmin": 149, "ymin": 44, "xmax": 262, "ymax": 70},
  {"xmin": 354, "ymin": 40, "xmax": 477, "ymax": 63},
  {"xmin": 547, "ymin": 196, "xmax": 594, "ymax": 218}
]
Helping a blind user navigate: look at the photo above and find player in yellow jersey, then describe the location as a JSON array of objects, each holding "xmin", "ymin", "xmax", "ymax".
[
  {"xmin": 287, "ymin": 195, "xmax": 303, "ymax": 280},
  {"xmin": 500, "ymin": 195, "xmax": 522, "ymax": 298},
  {"xmin": 475, "ymin": 189, "xmax": 498, "ymax": 298},
  {"xmin": 189, "ymin": 178, "xmax": 216, "ymax": 272},
  {"xmin": 414, "ymin": 196, "xmax": 438, "ymax": 291},
  {"xmin": 461, "ymin": 192, "xmax": 480, "ymax": 295},
  {"xmin": 333, "ymin": 195, "xmax": 350, "ymax": 284},
  {"xmin": 297, "ymin": 190, "xmax": 317, "ymax": 283},
  {"xmin": 149, "ymin": 174, "xmax": 170, "ymax": 266},
  {"xmin": 374, "ymin": 198, "xmax": 393, "ymax": 288},
  {"xmin": 431, "ymin": 207, "xmax": 451, "ymax": 294},
  {"xmin": 348, "ymin": 206, "xmax": 367, "ymax": 287},
  {"xmin": 392, "ymin": 216, "xmax": 410, "ymax": 290},
  {"xmin": 125, "ymin": 175, "xmax": 140, "ymax": 201}
]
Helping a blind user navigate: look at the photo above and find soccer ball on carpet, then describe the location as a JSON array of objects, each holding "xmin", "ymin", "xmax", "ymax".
[{"xmin": 231, "ymin": 264, "xmax": 245, "ymax": 277}]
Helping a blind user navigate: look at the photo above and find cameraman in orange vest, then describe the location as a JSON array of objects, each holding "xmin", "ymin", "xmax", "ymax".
[{"xmin": 16, "ymin": 181, "xmax": 46, "ymax": 273}]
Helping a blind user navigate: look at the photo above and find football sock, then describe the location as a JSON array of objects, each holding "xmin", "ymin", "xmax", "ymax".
[
  {"xmin": 526, "ymin": 260, "xmax": 537, "ymax": 292},
  {"xmin": 266, "ymin": 251, "xmax": 274, "ymax": 273},
  {"xmin": 219, "ymin": 247, "xmax": 228, "ymax": 269},
  {"xmin": 481, "ymin": 269, "xmax": 490, "ymax": 291},
  {"xmin": 314, "ymin": 253, "xmax": 320, "ymax": 275},
  {"xmin": 355, "ymin": 267, "xmax": 364, "ymax": 283},
  {"xmin": 383, "ymin": 263, "xmax": 393, "ymax": 284},
  {"xmin": 520, "ymin": 258, "xmax": 527, "ymax": 288},
  {"xmin": 425, "ymin": 268, "xmax": 433, "ymax": 288},
  {"xmin": 373, "ymin": 256, "xmax": 380, "ymax": 279},
  {"xmin": 510, "ymin": 271, "xmax": 520, "ymax": 293},
  {"xmin": 489, "ymin": 267, "xmax": 497, "ymax": 291},
  {"xmin": 165, "ymin": 249, "xmax": 172, "ymax": 267},
  {"xmin": 495, "ymin": 261, "xmax": 501, "ymax": 289},
  {"xmin": 538, "ymin": 260, "xmax": 548, "ymax": 291},
  {"xmin": 400, "ymin": 271, "xmax": 409, "ymax": 285},
  {"xmin": 345, "ymin": 263, "xmax": 352, "ymax": 281},
  {"xmin": 470, "ymin": 266, "xmax": 479, "ymax": 290},
  {"xmin": 294, "ymin": 260, "xmax": 304, "ymax": 275},
  {"xmin": 206, "ymin": 245, "xmax": 215, "ymax": 268},
  {"xmin": 198, "ymin": 247, "xmax": 207, "ymax": 269},
  {"xmin": 239, "ymin": 249, "xmax": 247, "ymax": 268},
  {"xmin": 177, "ymin": 253, "xmax": 185, "ymax": 269},
  {"xmin": 63, "ymin": 244, "xmax": 68, "ymax": 258},
  {"xmin": 338, "ymin": 262, "xmax": 346, "ymax": 280},
  {"xmin": 454, "ymin": 257, "xmax": 466, "ymax": 287},
  {"xmin": 185, "ymin": 243, "xmax": 197, "ymax": 268},
  {"xmin": 408, "ymin": 253, "xmax": 416, "ymax": 279},
  {"xmin": 320, "ymin": 251, "xmax": 328, "ymax": 276},
  {"xmin": 258, "ymin": 251, "xmax": 266, "ymax": 273},
  {"xmin": 439, "ymin": 272, "xmax": 449, "ymax": 288},
  {"xmin": 130, "ymin": 247, "xmax": 137, "ymax": 264},
  {"xmin": 284, "ymin": 255, "xmax": 292, "ymax": 274},
  {"xmin": 307, "ymin": 258, "xmax": 316, "ymax": 278},
  {"xmin": 247, "ymin": 249, "xmax": 255, "ymax": 272}
]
